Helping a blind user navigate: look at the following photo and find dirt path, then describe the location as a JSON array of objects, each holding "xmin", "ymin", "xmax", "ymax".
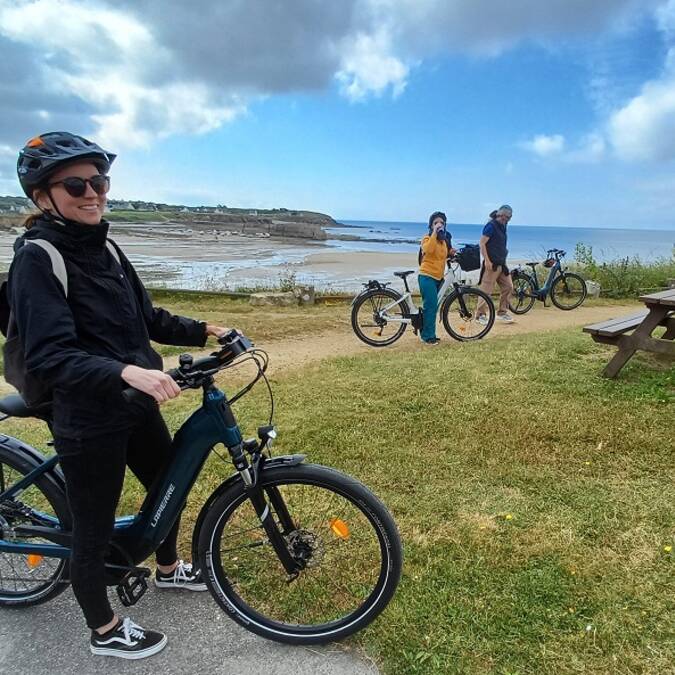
[
  {"xmin": 204, "ymin": 302, "xmax": 638, "ymax": 377},
  {"xmin": 0, "ymin": 302, "xmax": 638, "ymax": 396}
]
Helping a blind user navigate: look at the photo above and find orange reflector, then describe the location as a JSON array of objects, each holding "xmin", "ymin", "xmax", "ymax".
[
  {"xmin": 26, "ymin": 136, "xmax": 45, "ymax": 148},
  {"xmin": 27, "ymin": 554, "xmax": 44, "ymax": 568},
  {"xmin": 329, "ymin": 518, "xmax": 350, "ymax": 540}
]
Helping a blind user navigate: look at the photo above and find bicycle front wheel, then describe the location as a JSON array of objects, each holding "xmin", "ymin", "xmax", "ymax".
[
  {"xmin": 441, "ymin": 287, "xmax": 495, "ymax": 341},
  {"xmin": 550, "ymin": 273, "xmax": 587, "ymax": 310},
  {"xmin": 350, "ymin": 287, "xmax": 410, "ymax": 347},
  {"xmin": 509, "ymin": 272, "xmax": 536, "ymax": 314},
  {"xmin": 198, "ymin": 463, "xmax": 402, "ymax": 644},
  {"xmin": 0, "ymin": 446, "xmax": 70, "ymax": 607}
]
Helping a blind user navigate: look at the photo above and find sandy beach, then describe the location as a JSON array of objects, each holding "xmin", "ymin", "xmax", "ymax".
[{"xmin": 0, "ymin": 223, "xmax": 482, "ymax": 291}]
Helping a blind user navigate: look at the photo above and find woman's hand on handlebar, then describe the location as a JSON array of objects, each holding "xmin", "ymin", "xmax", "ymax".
[{"xmin": 121, "ymin": 365, "xmax": 181, "ymax": 404}]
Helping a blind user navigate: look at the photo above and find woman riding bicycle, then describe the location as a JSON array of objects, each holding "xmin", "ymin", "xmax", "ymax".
[
  {"xmin": 418, "ymin": 211, "xmax": 456, "ymax": 345},
  {"xmin": 8, "ymin": 132, "xmax": 228, "ymax": 659}
]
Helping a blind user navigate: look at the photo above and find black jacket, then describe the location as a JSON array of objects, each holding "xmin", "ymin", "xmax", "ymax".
[
  {"xmin": 483, "ymin": 218, "xmax": 508, "ymax": 267},
  {"xmin": 7, "ymin": 217, "xmax": 207, "ymax": 438}
]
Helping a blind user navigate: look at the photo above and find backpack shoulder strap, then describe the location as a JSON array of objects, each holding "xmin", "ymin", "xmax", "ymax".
[
  {"xmin": 105, "ymin": 239, "xmax": 121, "ymax": 265},
  {"xmin": 26, "ymin": 239, "xmax": 68, "ymax": 297}
]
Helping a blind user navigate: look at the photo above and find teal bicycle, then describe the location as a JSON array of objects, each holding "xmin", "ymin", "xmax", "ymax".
[
  {"xmin": 509, "ymin": 248, "xmax": 587, "ymax": 314},
  {"xmin": 0, "ymin": 331, "xmax": 402, "ymax": 644}
]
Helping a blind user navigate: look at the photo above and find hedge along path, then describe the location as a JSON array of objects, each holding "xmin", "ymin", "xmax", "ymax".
[{"xmin": 164, "ymin": 300, "xmax": 639, "ymax": 377}]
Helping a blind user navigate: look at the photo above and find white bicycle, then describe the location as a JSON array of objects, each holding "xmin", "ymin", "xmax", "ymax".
[{"xmin": 350, "ymin": 247, "xmax": 496, "ymax": 347}]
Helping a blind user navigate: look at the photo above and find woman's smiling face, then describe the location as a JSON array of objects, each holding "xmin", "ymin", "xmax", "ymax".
[{"xmin": 35, "ymin": 161, "xmax": 108, "ymax": 225}]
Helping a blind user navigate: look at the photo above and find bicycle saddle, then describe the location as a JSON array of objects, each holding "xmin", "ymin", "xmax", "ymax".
[
  {"xmin": 0, "ymin": 393, "xmax": 51, "ymax": 419},
  {"xmin": 393, "ymin": 270, "xmax": 416, "ymax": 279},
  {"xmin": 525, "ymin": 262, "xmax": 539, "ymax": 268}
]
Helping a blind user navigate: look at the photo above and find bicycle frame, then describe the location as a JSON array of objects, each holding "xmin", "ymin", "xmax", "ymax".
[
  {"xmin": 0, "ymin": 382, "xmax": 303, "ymax": 574},
  {"xmin": 517, "ymin": 252, "xmax": 565, "ymax": 301},
  {"xmin": 377, "ymin": 263, "xmax": 466, "ymax": 325}
]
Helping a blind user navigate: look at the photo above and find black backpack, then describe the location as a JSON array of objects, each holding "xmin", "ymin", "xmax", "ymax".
[{"xmin": 1, "ymin": 239, "xmax": 121, "ymax": 407}]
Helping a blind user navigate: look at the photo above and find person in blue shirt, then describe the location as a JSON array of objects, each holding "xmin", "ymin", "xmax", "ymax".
[{"xmin": 476, "ymin": 205, "xmax": 515, "ymax": 323}]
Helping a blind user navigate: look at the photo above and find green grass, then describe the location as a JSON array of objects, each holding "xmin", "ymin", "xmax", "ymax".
[
  {"xmin": 145, "ymin": 289, "xmax": 349, "ymax": 357},
  {"xmin": 4, "ymin": 326, "xmax": 673, "ymax": 674}
]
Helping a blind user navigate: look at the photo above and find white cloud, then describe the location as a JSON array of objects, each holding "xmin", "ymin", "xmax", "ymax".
[
  {"xmin": 607, "ymin": 51, "xmax": 675, "ymax": 161},
  {"xmin": 599, "ymin": 0, "xmax": 675, "ymax": 161},
  {"xmin": 521, "ymin": 134, "xmax": 566, "ymax": 157},
  {"xmin": 0, "ymin": 0, "xmax": 668, "ymax": 152},
  {"xmin": 0, "ymin": 0, "xmax": 244, "ymax": 149},
  {"xmin": 336, "ymin": 29, "xmax": 409, "ymax": 101},
  {"xmin": 568, "ymin": 133, "xmax": 607, "ymax": 162},
  {"xmin": 521, "ymin": 131, "xmax": 608, "ymax": 163}
]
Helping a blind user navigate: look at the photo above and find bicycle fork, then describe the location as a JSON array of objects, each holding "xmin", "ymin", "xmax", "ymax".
[{"xmin": 226, "ymin": 432, "xmax": 303, "ymax": 577}]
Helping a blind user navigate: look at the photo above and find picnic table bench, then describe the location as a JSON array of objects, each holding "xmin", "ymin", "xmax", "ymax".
[{"xmin": 583, "ymin": 289, "xmax": 675, "ymax": 378}]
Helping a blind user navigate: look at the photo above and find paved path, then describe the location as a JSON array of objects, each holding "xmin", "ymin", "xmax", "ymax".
[{"xmin": 0, "ymin": 585, "xmax": 378, "ymax": 675}]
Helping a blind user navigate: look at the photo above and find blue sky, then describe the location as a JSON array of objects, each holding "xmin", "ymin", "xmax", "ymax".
[{"xmin": 1, "ymin": 0, "xmax": 675, "ymax": 230}]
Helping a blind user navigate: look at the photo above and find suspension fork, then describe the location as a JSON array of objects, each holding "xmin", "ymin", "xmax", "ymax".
[
  {"xmin": 453, "ymin": 283, "xmax": 473, "ymax": 316},
  {"xmin": 227, "ymin": 443, "xmax": 301, "ymax": 575}
]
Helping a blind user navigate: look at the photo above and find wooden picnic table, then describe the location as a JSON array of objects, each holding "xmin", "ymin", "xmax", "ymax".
[{"xmin": 583, "ymin": 289, "xmax": 675, "ymax": 378}]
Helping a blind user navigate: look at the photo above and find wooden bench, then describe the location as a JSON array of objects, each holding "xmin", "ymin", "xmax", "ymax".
[
  {"xmin": 584, "ymin": 290, "xmax": 675, "ymax": 378},
  {"xmin": 584, "ymin": 311, "xmax": 650, "ymax": 340}
]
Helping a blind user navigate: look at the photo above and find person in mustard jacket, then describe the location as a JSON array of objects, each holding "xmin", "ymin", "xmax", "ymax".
[{"xmin": 418, "ymin": 211, "xmax": 455, "ymax": 344}]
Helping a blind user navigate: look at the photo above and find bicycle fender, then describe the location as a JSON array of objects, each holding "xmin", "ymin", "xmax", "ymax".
[
  {"xmin": 351, "ymin": 280, "xmax": 389, "ymax": 304},
  {"xmin": 190, "ymin": 454, "xmax": 306, "ymax": 563},
  {"xmin": 0, "ymin": 434, "xmax": 66, "ymax": 495},
  {"xmin": 439, "ymin": 288, "xmax": 460, "ymax": 312}
]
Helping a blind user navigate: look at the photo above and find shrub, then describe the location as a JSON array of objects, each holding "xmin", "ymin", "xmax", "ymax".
[{"xmin": 572, "ymin": 242, "xmax": 674, "ymax": 297}]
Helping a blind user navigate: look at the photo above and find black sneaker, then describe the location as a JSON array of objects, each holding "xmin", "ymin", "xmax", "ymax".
[
  {"xmin": 423, "ymin": 338, "xmax": 441, "ymax": 345},
  {"xmin": 154, "ymin": 560, "xmax": 207, "ymax": 591},
  {"xmin": 90, "ymin": 617, "xmax": 167, "ymax": 659}
]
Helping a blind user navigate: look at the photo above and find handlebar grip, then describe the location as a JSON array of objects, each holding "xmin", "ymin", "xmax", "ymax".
[{"xmin": 121, "ymin": 367, "xmax": 182, "ymax": 404}]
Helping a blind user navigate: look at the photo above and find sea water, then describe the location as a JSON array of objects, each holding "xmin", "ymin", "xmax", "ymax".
[{"xmin": 328, "ymin": 221, "xmax": 674, "ymax": 263}]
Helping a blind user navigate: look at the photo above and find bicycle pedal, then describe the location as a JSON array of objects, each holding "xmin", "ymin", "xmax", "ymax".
[{"xmin": 116, "ymin": 568, "xmax": 150, "ymax": 607}]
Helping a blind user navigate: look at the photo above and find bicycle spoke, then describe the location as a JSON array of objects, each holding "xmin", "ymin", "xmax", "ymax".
[{"xmin": 211, "ymin": 482, "xmax": 383, "ymax": 625}]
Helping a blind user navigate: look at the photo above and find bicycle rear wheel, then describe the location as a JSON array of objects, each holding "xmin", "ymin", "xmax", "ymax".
[
  {"xmin": 0, "ymin": 446, "xmax": 70, "ymax": 607},
  {"xmin": 198, "ymin": 463, "xmax": 402, "ymax": 644},
  {"xmin": 441, "ymin": 287, "xmax": 495, "ymax": 341},
  {"xmin": 350, "ymin": 288, "xmax": 410, "ymax": 347},
  {"xmin": 509, "ymin": 272, "xmax": 536, "ymax": 314},
  {"xmin": 550, "ymin": 273, "xmax": 587, "ymax": 310}
]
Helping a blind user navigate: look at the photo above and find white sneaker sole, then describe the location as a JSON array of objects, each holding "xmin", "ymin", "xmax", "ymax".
[
  {"xmin": 90, "ymin": 634, "xmax": 167, "ymax": 659},
  {"xmin": 154, "ymin": 579, "xmax": 207, "ymax": 591}
]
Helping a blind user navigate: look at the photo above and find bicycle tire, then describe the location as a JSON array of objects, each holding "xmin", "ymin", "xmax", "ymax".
[
  {"xmin": 441, "ymin": 287, "xmax": 495, "ymax": 341},
  {"xmin": 550, "ymin": 272, "xmax": 587, "ymax": 310},
  {"xmin": 198, "ymin": 463, "xmax": 402, "ymax": 644},
  {"xmin": 508, "ymin": 272, "xmax": 537, "ymax": 314},
  {"xmin": 350, "ymin": 287, "xmax": 410, "ymax": 347},
  {"xmin": 0, "ymin": 446, "xmax": 70, "ymax": 607}
]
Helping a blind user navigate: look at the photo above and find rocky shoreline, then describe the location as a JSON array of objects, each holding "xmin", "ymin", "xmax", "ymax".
[{"xmin": 0, "ymin": 208, "xmax": 340, "ymax": 242}]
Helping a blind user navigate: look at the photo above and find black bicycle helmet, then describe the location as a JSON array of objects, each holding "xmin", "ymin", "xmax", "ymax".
[{"xmin": 17, "ymin": 131, "xmax": 116, "ymax": 198}]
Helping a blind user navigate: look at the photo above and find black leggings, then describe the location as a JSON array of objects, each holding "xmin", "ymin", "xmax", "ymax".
[{"xmin": 56, "ymin": 409, "xmax": 180, "ymax": 630}]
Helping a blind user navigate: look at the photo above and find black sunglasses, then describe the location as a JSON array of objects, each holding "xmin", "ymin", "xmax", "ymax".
[{"xmin": 47, "ymin": 174, "xmax": 110, "ymax": 198}]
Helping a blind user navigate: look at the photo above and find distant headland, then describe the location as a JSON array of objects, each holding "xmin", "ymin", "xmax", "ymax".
[{"xmin": 0, "ymin": 196, "xmax": 338, "ymax": 241}]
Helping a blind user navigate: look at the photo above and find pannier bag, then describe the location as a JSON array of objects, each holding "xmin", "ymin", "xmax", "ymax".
[{"xmin": 456, "ymin": 244, "xmax": 480, "ymax": 272}]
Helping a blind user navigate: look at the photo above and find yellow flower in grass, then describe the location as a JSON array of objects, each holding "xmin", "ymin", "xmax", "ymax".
[
  {"xmin": 664, "ymin": 545, "xmax": 672, "ymax": 553},
  {"xmin": 504, "ymin": 513, "xmax": 513, "ymax": 521}
]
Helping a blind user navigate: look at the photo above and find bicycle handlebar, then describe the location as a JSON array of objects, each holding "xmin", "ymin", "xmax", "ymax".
[
  {"xmin": 121, "ymin": 329, "xmax": 255, "ymax": 404},
  {"xmin": 546, "ymin": 248, "xmax": 566, "ymax": 258}
]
